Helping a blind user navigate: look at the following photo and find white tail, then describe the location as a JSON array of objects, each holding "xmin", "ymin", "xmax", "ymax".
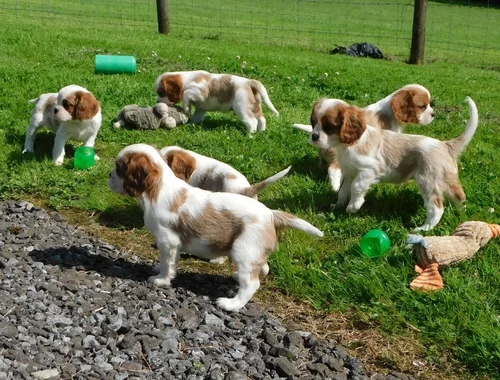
[
  {"xmin": 446, "ymin": 96, "xmax": 479, "ymax": 157},
  {"xmin": 241, "ymin": 166, "xmax": 291, "ymax": 198},
  {"xmin": 272, "ymin": 210, "xmax": 323, "ymax": 237},
  {"xmin": 258, "ymin": 83, "xmax": 279, "ymax": 116},
  {"xmin": 29, "ymin": 97, "xmax": 40, "ymax": 104},
  {"xmin": 292, "ymin": 123, "xmax": 313, "ymax": 134}
]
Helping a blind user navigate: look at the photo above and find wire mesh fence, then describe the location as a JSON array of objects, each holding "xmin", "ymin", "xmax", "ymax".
[{"xmin": 1, "ymin": 0, "xmax": 499, "ymax": 68}]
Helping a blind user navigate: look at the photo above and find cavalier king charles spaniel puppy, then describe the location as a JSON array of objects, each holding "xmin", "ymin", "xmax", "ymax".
[
  {"xmin": 108, "ymin": 144, "xmax": 323, "ymax": 311},
  {"xmin": 293, "ymin": 84, "xmax": 435, "ymax": 191},
  {"xmin": 308, "ymin": 96, "xmax": 477, "ymax": 231},
  {"xmin": 154, "ymin": 70, "xmax": 279, "ymax": 134},
  {"xmin": 160, "ymin": 146, "xmax": 291, "ymax": 199},
  {"xmin": 23, "ymin": 85, "xmax": 101, "ymax": 165}
]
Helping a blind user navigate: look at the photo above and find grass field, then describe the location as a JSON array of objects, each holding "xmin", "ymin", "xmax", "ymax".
[{"xmin": 1, "ymin": 1, "xmax": 500, "ymax": 378}]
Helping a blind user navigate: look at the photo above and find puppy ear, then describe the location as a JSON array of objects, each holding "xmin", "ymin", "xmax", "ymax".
[
  {"xmin": 339, "ymin": 106, "xmax": 366, "ymax": 145},
  {"xmin": 120, "ymin": 153, "xmax": 162, "ymax": 201},
  {"xmin": 158, "ymin": 75, "xmax": 183, "ymax": 104},
  {"xmin": 74, "ymin": 91, "xmax": 100, "ymax": 120},
  {"xmin": 391, "ymin": 89, "xmax": 417, "ymax": 124},
  {"xmin": 164, "ymin": 150, "xmax": 196, "ymax": 182}
]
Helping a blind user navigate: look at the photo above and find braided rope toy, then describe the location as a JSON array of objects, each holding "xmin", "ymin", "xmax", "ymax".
[{"xmin": 407, "ymin": 222, "xmax": 500, "ymax": 291}]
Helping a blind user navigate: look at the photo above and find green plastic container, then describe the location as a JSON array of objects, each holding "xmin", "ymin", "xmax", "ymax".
[
  {"xmin": 95, "ymin": 54, "xmax": 136, "ymax": 74},
  {"xmin": 359, "ymin": 229, "xmax": 391, "ymax": 258},
  {"xmin": 74, "ymin": 146, "xmax": 96, "ymax": 170}
]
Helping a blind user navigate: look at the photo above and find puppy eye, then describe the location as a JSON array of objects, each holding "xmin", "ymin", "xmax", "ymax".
[
  {"xmin": 62, "ymin": 99, "xmax": 70, "ymax": 109},
  {"xmin": 418, "ymin": 104, "xmax": 427, "ymax": 110},
  {"xmin": 323, "ymin": 123, "xmax": 335, "ymax": 133}
]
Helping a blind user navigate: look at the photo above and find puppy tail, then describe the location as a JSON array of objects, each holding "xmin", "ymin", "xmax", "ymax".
[
  {"xmin": 240, "ymin": 166, "xmax": 291, "ymax": 198},
  {"xmin": 292, "ymin": 123, "xmax": 313, "ymax": 134},
  {"xmin": 446, "ymin": 96, "xmax": 479, "ymax": 157},
  {"xmin": 272, "ymin": 210, "xmax": 324, "ymax": 237},
  {"xmin": 29, "ymin": 97, "xmax": 40, "ymax": 104},
  {"xmin": 253, "ymin": 81, "xmax": 279, "ymax": 116}
]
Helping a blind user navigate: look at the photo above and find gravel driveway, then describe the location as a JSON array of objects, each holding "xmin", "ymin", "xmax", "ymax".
[{"xmin": 0, "ymin": 201, "xmax": 416, "ymax": 380}]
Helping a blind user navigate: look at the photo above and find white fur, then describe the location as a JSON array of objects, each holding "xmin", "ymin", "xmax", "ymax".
[
  {"xmin": 155, "ymin": 70, "xmax": 279, "ymax": 134},
  {"xmin": 109, "ymin": 144, "xmax": 322, "ymax": 311},
  {"xmin": 23, "ymin": 85, "xmax": 102, "ymax": 165}
]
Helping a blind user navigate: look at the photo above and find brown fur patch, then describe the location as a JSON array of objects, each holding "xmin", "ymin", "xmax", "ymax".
[
  {"xmin": 170, "ymin": 188, "xmax": 188, "ymax": 213},
  {"xmin": 177, "ymin": 203, "xmax": 244, "ymax": 253},
  {"xmin": 158, "ymin": 74, "xmax": 184, "ymax": 104},
  {"xmin": 164, "ymin": 150, "xmax": 197, "ymax": 182},
  {"xmin": 339, "ymin": 106, "xmax": 366, "ymax": 145},
  {"xmin": 450, "ymin": 184, "xmax": 466, "ymax": 202},
  {"xmin": 434, "ymin": 196, "xmax": 444, "ymax": 208},
  {"xmin": 319, "ymin": 148, "xmax": 337, "ymax": 168},
  {"xmin": 206, "ymin": 75, "xmax": 235, "ymax": 104},
  {"xmin": 366, "ymin": 110, "xmax": 392, "ymax": 130},
  {"xmin": 116, "ymin": 152, "xmax": 162, "ymax": 202},
  {"xmin": 320, "ymin": 105, "xmax": 346, "ymax": 136},
  {"xmin": 310, "ymin": 98, "xmax": 325, "ymax": 127},
  {"xmin": 391, "ymin": 88, "xmax": 430, "ymax": 125}
]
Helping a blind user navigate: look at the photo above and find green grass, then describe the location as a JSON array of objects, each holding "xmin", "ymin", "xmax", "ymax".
[{"xmin": 1, "ymin": 1, "xmax": 500, "ymax": 377}]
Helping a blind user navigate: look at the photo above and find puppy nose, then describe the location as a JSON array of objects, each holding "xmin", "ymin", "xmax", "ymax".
[
  {"xmin": 54, "ymin": 107, "xmax": 59, "ymax": 114},
  {"xmin": 431, "ymin": 112, "xmax": 435, "ymax": 118},
  {"xmin": 311, "ymin": 133, "xmax": 320, "ymax": 142}
]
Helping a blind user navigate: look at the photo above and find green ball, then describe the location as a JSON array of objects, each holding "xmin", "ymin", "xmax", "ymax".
[{"xmin": 359, "ymin": 229, "xmax": 391, "ymax": 258}]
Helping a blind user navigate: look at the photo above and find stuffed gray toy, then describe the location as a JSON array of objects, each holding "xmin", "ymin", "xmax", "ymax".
[{"xmin": 113, "ymin": 103, "xmax": 189, "ymax": 130}]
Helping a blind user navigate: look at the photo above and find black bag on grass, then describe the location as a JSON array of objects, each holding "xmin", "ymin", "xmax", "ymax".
[{"xmin": 330, "ymin": 42, "xmax": 385, "ymax": 59}]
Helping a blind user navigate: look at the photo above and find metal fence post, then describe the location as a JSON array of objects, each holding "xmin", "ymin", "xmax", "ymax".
[
  {"xmin": 156, "ymin": 0, "xmax": 170, "ymax": 34},
  {"xmin": 409, "ymin": 0, "xmax": 428, "ymax": 64}
]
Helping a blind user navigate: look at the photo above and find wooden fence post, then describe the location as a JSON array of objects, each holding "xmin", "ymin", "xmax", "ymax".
[
  {"xmin": 409, "ymin": 0, "xmax": 428, "ymax": 64},
  {"xmin": 156, "ymin": 0, "xmax": 170, "ymax": 34}
]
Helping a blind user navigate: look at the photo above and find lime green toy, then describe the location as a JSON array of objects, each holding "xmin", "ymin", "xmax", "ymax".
[
  {"xmin": 360, "ymin": 229, "xmax": 391, "ymax": 258},
  {"xmin": 74, "ymin": 146, "xmax": 96, "ymax": 169},
  {"xmin": 95, "ymin": 54, "xmax": 136, "ymax": 74}
]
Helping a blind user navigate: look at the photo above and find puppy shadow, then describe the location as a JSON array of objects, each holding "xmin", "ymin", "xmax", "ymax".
[
  {"xmin": 98, "ymin": 203, "xmax": 145, "ymax": 230},
  {"xmin": 7, "ymin": 130, "xmax": 76, "ymax": 164},
  {"xmin": 29, "ymin": 245, "xmax": 237, "ymax": 299},
  {"xmin": 288, "ymin": 154, "xmax": 329, "ymax": 181}
]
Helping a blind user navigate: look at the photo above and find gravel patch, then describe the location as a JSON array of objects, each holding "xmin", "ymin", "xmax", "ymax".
[{"xmin": 0, "ymin": 200, "xmax": 417, "ymax": 380}]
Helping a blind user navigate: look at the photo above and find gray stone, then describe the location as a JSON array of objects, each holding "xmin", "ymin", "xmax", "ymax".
[
  {"xmin": 270, "ymin": 357, "xmax": 300, "ymax": 377},
  {"xmin": 30, "ymin": 368, "xmax": 60, "ymax": 379},
  {"xmin": 205, "ymin": 313, "xmax": 224, "ymax": 327}
]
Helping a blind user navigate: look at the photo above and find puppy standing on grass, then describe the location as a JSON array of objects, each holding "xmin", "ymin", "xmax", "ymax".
[
  {"xmin": 160, "ymin": 146, "xmax": 291, "ymax": 199},
  {"xmin": 309, "ymin": 96, "xmax": 478, "ymax": 231},
  {"xmin": 23, "ymin": 85, "xmax": 101, "ymax": 165},
  {"xmin": 154, "ymin": 70, "xmax": 279, "ymax": 134},
  {"xmin": 108, "ymin": 144, "xmax": 323, "ymax": 311},
  {"xmin": 293, "ymin": 84, "xmax": 435, "ymax": 191}
]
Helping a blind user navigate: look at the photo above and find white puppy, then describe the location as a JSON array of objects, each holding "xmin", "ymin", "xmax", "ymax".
[
  {"xmin": 160, "ymin": 146, "xmax": 291, "ymax": 199},
  {"xmin": 154, "ymin": 70, "xmax": 279, "ymax": 134},
  {"xmin": 309, "ymin": 97, "xmax": 478, "ymax": 231},
  {"xmin": 109, "ymin": 144, "xmax": 323, "ymax": 311},
  {"xmin": 23, "ymin": 85, "xmax": 101, "ymax": 165},
  {"xmin": 293, "ymin": 84, "xmax": 435, "ymax": 191}
]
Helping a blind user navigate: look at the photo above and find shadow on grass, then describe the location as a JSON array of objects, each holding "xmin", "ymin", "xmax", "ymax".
[
  {"xmin": 29, "ymin": 245, "xmax": 236, "ymax": 298},
  {"xmin": 98, "ymin": 202, "xmax": 145, "ymax": 230},
  {"xmin": 6, "ymin": 128, "xmax": 77, "ymax": 164}
]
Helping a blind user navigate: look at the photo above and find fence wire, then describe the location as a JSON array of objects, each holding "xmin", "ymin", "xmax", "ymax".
[{"xmin": 1, "ymin": 0, "xmax": 499, "ymax": 68}]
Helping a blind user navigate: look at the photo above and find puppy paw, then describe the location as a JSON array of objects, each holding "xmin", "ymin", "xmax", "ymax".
[
  {"xmin": 22, "ymin": 148, "xmax": 34, "ymax": 154},
  {"xmin": 209, "ymin": 256, "xmax": 227, "ymax": 265},
  {"xmin": 113, "ymin": 122, "xmax": 121, "ymax": 129},
  {"xmin": 414, "ymin": 224, "xmax": 433, "ymax": 232},
  {"xmin": 346, "ymin": 203, "xmax": 361, "ymax": 213},
  {"xmin": 94, "ymin": 154, "xmax": 100, "ymax": 161},
  {"xmin": 216, "ymin": 297, "xmax": 242, "ymax": 312},
  {"xmin": 148, "ymin": 275, "xmax": 171, "ymax": 287},
  {"xmin": 53, "ymin": 159, "xmax": 64, "ymax": 166}
]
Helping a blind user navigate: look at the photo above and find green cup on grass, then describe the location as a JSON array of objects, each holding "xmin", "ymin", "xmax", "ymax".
[
  {"xmin": 359, "ymin": 229, "xmax": 391, "ymax": 258},
  {"xmin": 74, "ymin": 146, "xmax": 96, "ymax": 170}
]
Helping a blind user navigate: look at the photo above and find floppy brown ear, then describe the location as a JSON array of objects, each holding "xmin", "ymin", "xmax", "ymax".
[
  {"xmin": 391, "ymin": 89, "xmax": 418, "ymax": 124},
  {"xmin": 339, "ymin": 106, "xmax": 366, "ymax": 145},
  {"xmin": 158, "ymin": 75, "xmax": 183, "ymax": 104},
  {"xmin": 74, "ymin": 91, "xmax": 100, "ymax": 120},
  {"xmin": 120, "ymin": 153, "xmax": 162, "ymax": 201},
  {"xmin": 164, "ymin": 150, "xmax": 196, "ymax": 182}
]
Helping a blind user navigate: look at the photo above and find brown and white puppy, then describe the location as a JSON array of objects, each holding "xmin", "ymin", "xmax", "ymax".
[
  {"xmin": 154, "ymin": 70, "xmax": 279, "ymax": 134},
  {"xmin": 108, "ymin": 144, "xmax": 323, "ymax": 311},
  {"xmin": 293, "ymin": 84, "xmax": 435, "ymax": 191},
  {"xmin": 160, "ymin": 146, "xmax": 291, "ymax": 199},
  {"xmin": 23, "ymin": 85, "xmax": 101, "ymax": 165},
  {"xmin": 309, "ymin": 97, "xmax": 478, "ymax": 231}
]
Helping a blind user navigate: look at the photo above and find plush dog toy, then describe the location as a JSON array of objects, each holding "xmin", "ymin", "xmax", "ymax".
[
  {"xmin": 407, "ymin": 221, "xmax": 500, "ymax": 291},
  {"xmin": 113, "ymin": 103, "xmax": 189, "ymax": 130}
]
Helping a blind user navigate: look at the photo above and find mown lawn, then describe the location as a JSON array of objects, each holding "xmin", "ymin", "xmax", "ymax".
[{"xmin": 1, "ymin": 1, "xmax": 500, "ymax": 378}]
